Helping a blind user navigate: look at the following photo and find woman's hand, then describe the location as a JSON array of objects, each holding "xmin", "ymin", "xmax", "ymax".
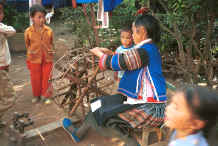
[
  {"xmin": 48, "ymin": 50, "xmax": 55, "ymax": 54},
  {"xmin": 90, "ymin": 47, "xmax": 104, "ymax": 58},
  {"xmin": 90, "ymin": 47, "xmax": 114, "ymax": 58}
]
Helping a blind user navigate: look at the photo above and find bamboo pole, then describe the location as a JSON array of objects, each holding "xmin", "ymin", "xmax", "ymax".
[
  {"xmin": 146, "ymin": 0, "xmax": 150, "ymax": 8},
  {"xmin": 90, "ymin": 3, "xmax": 100, "ymax": 46}
]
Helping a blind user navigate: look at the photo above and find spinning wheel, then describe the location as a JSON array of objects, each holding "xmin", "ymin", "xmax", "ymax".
[{"xmin": 50, "ymin": 48, "xmax": 114, "ymax": 120}]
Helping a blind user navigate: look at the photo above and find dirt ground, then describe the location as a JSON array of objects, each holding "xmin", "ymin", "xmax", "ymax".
[{"xmin": 0, "ymin": 49, "xmax": 130, "ymax": 146}]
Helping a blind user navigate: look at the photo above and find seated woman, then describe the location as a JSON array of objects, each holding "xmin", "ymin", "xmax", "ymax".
[{"xmin": 62, "ymin": 14, "xmax": 167, "ymax": 146}]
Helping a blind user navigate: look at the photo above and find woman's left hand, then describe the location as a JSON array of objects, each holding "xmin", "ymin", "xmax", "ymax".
[
  {"xmin": 48, "ymin": 50, "xmax": 55, "ymax": 54},
  {"xmin": 90, "ymin": 47, "xmax": 114, "ymax": 58},
  {"xmin": 90, "ymin": 47, "xmax": 104, "ymax": 58}
]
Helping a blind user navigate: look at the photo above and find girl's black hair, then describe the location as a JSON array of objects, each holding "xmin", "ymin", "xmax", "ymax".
[
  {"xmin": 179, "ymin": 85, "xmax": 218, "ymax": 142},
  {"xmin": 30, "ymin": 4, "xmax": 46, "ymax": 17},
  {"xmin": 0, "ymin": 1, "xmax": 4, "ymax": 8},
  {"xmin": 134, "ymin": 14, "xmax": 160, "ymax": 43}
]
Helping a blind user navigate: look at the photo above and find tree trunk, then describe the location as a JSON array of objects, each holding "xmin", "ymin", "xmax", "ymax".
[{"xmin": 204, "ymin": 14, "xmax": 215, "ymax": 87}]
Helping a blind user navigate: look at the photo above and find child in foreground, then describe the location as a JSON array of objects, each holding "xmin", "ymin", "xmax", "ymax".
[
  {"xmin": 114, "ymin": 26, "xmax": 134, "ymax": 82},
  {"xmin": 0, "ymin": 0, "xmax": 16, "ymax": 130},
  {"xmin": 165, "ymin": 85, "xmax": 218, "ymax": 146},
  {"xmin": 24, "ymin": 4, "xmax": 54, "ymax": 104}
]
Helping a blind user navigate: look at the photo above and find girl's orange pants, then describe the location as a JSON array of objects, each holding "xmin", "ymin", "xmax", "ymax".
[{"xmin": 27, "ymin": 61, "xmax": 53, "ymax": 98}]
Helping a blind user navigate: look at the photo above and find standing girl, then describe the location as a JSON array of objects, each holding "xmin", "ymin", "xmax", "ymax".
[{"xmin": 24, "ymin": 4, "xmax": 54, "ymax": 104}]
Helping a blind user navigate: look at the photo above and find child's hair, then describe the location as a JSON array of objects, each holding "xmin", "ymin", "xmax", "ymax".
[
  {"xmin": 0, "ymin": 1, "xmax": 4, "ymax": 8},
  {"xmin": 30, "ymin": 4, "xmax": 46, "ymax": 17},
  {"xmin": 120, "ymin": 26, "xmax": 132, "ymax": 34},
  {"xmin": 134, "ymin": 14, "xmax": 160, "ymax": 43},
  {"xmin": 178, "ymin": 85, "xmax": 218, "ymax": 139}
]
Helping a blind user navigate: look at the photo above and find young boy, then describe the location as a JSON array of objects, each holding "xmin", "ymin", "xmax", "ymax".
[
  {"xmin": 0, "ymin": 1, "xmax": 16, "ymax": 130},
  {"xmin": 114, "ymin": 27, "xmax": 134, "ymax": 81},
  {"xmin": 24, "ymin": 4, "xmax": 54, "ymax": 104},
  {"xmin": 0, "ymin": 1, "xmax": 16, "ymax": 71}
]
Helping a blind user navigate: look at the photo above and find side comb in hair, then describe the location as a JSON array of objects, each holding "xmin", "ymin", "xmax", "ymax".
[{"xmin": 136, "ymin": 7, "xmax": 149, "ymax": 16}]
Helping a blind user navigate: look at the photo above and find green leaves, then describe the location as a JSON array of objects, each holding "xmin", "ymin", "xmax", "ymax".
[{"xmin": 3, "ymin": 5, "xmax": 29, "ymax": 32}]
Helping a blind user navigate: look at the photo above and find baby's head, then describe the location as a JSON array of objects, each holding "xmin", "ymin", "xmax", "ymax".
[
  {"xmin": 132, "ymin": 14, "xmax": 160, "ymax": 45},
  {"xmin": 120, "ymin": 26, "xmax": 133, "ymax": 48},
  {"xmin": 0, "ymin": 1, "xmax": 4, "ymax": 22},
  {"xmin": 30, "ymin": 4, "xmax": 46, "ymax": 27},
  {"xmin": 165, "ymin": 85, "xmax": 218, "ymax": 137}
]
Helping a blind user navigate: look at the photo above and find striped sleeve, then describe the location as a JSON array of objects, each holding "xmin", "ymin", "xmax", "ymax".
[{"xmin": 99, "ymin": 48, "xmax": 149, "ymax": 71}]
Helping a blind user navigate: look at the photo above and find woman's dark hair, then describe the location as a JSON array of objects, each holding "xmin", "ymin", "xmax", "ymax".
[
  {"xmin": 30, "ymin": 4, "xmax": 46, "ymax": 17},
  {"xmin": 134, "ymin": 14, "xmax": 160, "ymax": 43},
  {"xmin": 178, "ymin": 85, "xmax": 218, "ymax": 141}
]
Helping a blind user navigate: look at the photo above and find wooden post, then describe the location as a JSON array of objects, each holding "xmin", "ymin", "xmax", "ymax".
[
  {"xmin": 90, "ymin": 3, "xmax": 100, "ymax": 46},
  {"xmin": 82, "ymin": 4, "xmax": 91, "ymax": 26},
  {"xmin": 82, "ymin": 4, "xmax": 100, "ymax": 71},
  {"xmin": 82, "ymin": 4, "xmax": 100, "ymax": 46},
  {"xmin": 146, "ymin": 0, "xmax": 150, "ymax": 8},
  {"xmin": 90, "ymin": 4, "xmax": 100, "ymax": 72}
]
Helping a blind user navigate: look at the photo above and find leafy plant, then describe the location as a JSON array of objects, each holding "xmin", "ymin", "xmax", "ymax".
[
  {"xmin": 150, "ymin": 0, "xmax": 218, "ymax": 86},
  {"xmin": 3, "ymin": 5, "xmax": 29, "ymax": 32},
  {"xmin": 54, "ymin": 3, "xmax": 137, "ymax": 49}
]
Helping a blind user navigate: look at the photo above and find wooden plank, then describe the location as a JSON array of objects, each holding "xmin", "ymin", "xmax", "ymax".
[
  {"xmin": 24, "ymin": 120, "xmax": 62, "ymax": 138},
  {"xmin": 149, "ymin": 141, "xmax": 167, "ymax": 146},
  {"xmin": 24, "ymin": 118, "xmax": 81, "ymax": 139}
]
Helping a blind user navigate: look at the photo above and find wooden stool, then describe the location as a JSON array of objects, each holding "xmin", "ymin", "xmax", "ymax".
[{"xmin": 134, "ymin": 127, "xmax": 167, "ymax": 146}]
